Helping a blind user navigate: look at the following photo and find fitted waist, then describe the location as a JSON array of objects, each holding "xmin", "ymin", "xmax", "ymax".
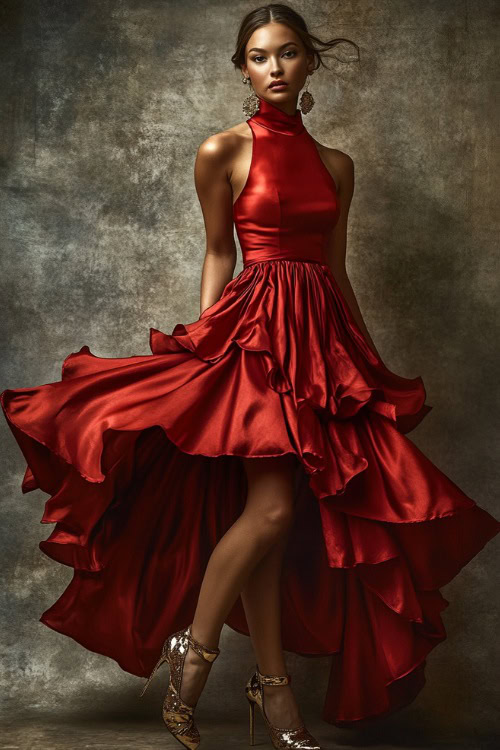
[{"xmin": 242, "ymin": 248, "xmax": 328, "ymax": 269}]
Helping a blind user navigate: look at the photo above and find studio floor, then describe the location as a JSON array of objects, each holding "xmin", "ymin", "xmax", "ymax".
[{"xmin": 0, "ymin": 712, "xmax": 497, "ymax": 750}]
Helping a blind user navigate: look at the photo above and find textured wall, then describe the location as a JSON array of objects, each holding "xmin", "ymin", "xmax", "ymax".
[{"xmin": 1, "ymin": 0, "xmax": 498, "ymax": 744}]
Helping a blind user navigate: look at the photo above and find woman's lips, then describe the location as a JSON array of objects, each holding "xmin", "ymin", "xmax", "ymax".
[{"xmin": 269, "ymin": 83, "xmax": 288, "ymax": 90}]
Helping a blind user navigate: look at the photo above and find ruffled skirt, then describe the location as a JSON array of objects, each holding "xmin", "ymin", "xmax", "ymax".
[{"xmin": 2, "ymin": 259, "xmax": 499, "ymax": 726}]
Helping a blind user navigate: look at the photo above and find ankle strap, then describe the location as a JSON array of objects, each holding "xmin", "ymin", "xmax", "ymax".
[
  {"xmin": 187, "ymin": 625, "xmax": 220, "ymax": 663},
  {"xmin": 257, "ymin": 668, "xmax": 292, "ymax": 686}
]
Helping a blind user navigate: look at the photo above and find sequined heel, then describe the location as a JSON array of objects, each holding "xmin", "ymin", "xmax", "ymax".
[
  {"xmin": 139, "ymin": 623, "xmax": 220, "ymax": 749},
  {"xmin": 245, "ymin": 668, "xmax": 323, "ymax": 749}
]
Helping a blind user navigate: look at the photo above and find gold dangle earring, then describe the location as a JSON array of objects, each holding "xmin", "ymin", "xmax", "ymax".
[
  {"xmin": 299, "ymin": 74, "xmax": 315, "ymax": 114},
  {"xmin": 242, "ymin": 76, "xmax": 260, "ymax": 118}
]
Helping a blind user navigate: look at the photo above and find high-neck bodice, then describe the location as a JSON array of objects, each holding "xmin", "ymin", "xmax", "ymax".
[
  {"xmin": 233, "ymin": 96, "xmax": 340, "ymax": 268},
  {"xmin": 248, "ymin": 96, "xmax": 305, "ymax": 136}
]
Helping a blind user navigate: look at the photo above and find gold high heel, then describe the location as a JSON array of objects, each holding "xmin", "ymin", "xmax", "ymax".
[
  {"xmin": 245, "ymin": 667, "xmax": 323, "ymax": 749},
  {"xmin": 139, "ymin": 623, "xmax": 220, "ymax": 749}
]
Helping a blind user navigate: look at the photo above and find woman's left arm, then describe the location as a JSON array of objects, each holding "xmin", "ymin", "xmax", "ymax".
[{"xmin": 324, "ymin": 150, "xmax": 381, "ymax": 359}]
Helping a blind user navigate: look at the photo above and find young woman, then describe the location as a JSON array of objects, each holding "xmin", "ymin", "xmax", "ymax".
[{"xmin": 2, "ymin": 4, "xmax": 499, "ymax": 750}]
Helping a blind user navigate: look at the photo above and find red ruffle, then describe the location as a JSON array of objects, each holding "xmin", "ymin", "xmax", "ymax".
[{"xmin": 1, "ymin": 259, "xmax": 498, "ymax": 727}]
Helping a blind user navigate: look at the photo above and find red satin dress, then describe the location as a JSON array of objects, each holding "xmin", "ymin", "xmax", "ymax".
[{"xmin": 2, "ymin": 96, "xmax": 499, "ymax": 728}]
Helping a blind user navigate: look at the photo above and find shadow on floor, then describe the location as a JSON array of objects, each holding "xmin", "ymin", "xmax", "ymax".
[{"xmin": 0, "ymin": 711, "xmax": 498, "ymax": 750}]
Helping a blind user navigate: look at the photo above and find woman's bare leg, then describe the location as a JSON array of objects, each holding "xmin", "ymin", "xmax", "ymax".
[
  {"xmin": 240, "ymin": 461, "xmax": 304, "ymax": 730},
  {"xmin": 178, "ymin": 454, "xmax": 297, "ymax": 707}
]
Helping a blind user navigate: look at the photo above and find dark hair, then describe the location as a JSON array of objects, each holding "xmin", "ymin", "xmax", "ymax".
[{"xmin": 231, "ymin": 3, "xmax": 360, "ymax": 72}]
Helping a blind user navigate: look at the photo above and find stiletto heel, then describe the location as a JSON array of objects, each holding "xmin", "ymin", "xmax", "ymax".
[
  {"xmin": 247, "ymin": 695, "xmax": 255, "ymax": 745},
  {"xmin": 139, "ymin": 648, "xmax": 168, "ymax": 697},
  {"xmin": 139, "ymin": 623, "xmax": 220, "ymax": 749},
  {"xmin": 244, "ymin": 667, "xmax": 324, "ymax": 749}
]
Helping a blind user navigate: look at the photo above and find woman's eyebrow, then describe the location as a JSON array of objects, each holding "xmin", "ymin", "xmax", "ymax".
[{"xmin": 248, "ymin": 41, "xmax": 298, "ymax": 54}]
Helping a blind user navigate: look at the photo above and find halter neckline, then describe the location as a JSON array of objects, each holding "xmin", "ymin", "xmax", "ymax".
[{"xmin": 249, "ymin": 96, "xmax": 305, "ymax": 136}]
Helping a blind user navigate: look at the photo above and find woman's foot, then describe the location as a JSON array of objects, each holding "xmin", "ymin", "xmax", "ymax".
[
  {"xmin": 262, "ymin": 683, "xmax": 304, "ymax": 730},
  {"xmin": 178, "ymin": 642, "xmax": 216, "ymax": 707}
]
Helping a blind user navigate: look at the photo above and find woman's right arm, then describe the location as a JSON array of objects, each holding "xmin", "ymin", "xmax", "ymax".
[{"xmin": 194, "ymin": 134, "xmax": 238, "ymax": 317}]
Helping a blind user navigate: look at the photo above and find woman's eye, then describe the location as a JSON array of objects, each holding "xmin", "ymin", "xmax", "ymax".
[{"xmin": 252, "ymin": 50, "xmax": 296, "ymax": 63}]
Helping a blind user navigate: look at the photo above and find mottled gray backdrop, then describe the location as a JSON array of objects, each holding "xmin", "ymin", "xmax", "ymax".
[{"xmin": 1, "ymin": 0, "xmax": 499, "ymax": 747}]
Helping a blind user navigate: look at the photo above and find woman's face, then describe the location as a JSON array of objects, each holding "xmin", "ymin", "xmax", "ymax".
[{"xmin": 241, "ymin": 22, "xmax": 313, "ymax": 108}]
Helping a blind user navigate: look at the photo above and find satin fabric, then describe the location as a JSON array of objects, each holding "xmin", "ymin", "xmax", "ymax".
[
  {"xmin": 1, "ymin": 96, "xmax": 499, "ymax": 728},
  {"xmin": 233, "ymin": 97, "xmax": 339, "ymax": 266}
]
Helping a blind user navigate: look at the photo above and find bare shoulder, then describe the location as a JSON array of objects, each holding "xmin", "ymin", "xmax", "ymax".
[
  {"xmin": 196, "ymin": 121, "xmax": 251, "ymax": 166},
  {"xmin": 331, "ymin": 148, "xmax": 353, "ymax": 175},
  {"xmin": 312, "ymin": 138, "xmax": 353, "ymax": 171},
  {"xmin": 310, "ymin": 137, "xmax": 354, "ymax": 192}
]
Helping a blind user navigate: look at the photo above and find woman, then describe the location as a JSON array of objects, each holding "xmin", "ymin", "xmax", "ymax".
[{"xmin": 2, "ymin": 4, "xmax": 499, "ymax": 750}]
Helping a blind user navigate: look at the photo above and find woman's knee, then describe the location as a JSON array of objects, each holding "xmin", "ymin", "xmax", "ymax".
[
  {"xmin": 258, "ymin": 502, "xmax": 295, "ymax": 537},
  {"xmin": 242, "ymin": 454, "xmax": 297, "ymax": 538}
]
